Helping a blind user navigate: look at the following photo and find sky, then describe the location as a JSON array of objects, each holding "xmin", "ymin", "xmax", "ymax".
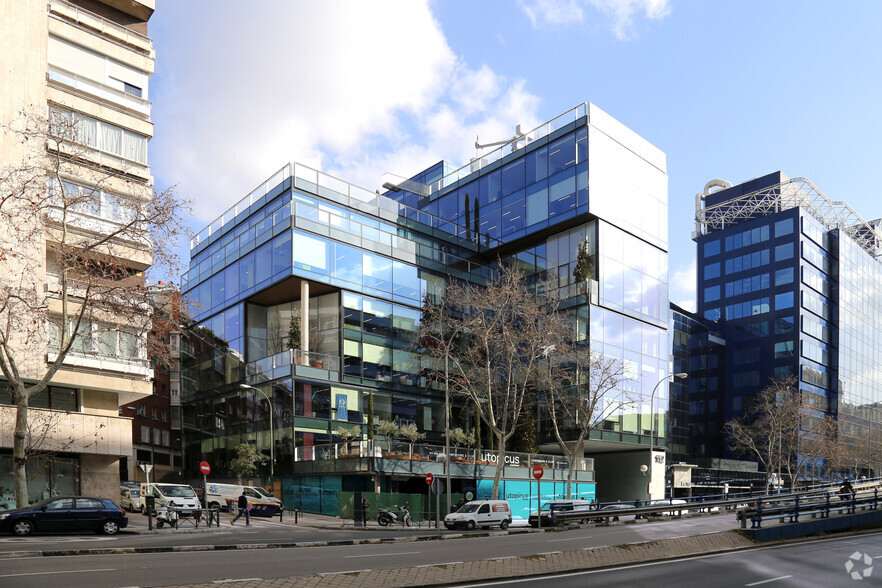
[{"xmin": 149, "ymin": 0, "xmax": 882, "ymax": 311}]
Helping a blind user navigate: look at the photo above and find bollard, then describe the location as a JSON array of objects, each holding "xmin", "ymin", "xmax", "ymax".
[
  {"xmin": 790, "ymin": 495, "xmax": 799, "ymax": 523},
  {"xmin": 824, "ymin": 492, "xmax": 830, "ymax": 518}
]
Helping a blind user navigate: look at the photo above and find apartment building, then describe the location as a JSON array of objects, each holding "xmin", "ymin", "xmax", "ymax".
[{"xmin": 0, "ymin": 0, "xmax": 156, "ymax": 506}]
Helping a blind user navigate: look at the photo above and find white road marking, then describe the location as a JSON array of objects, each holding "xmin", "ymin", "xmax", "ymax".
[
  {"xmin": 344, "ymin": 550, "xmax": 420, "ymax": 558},
  {"xmin": 211, "ymin": 579, "xmax": 262, "ymax": 584},
  {"xmin": 547, "ymin": 536, "xmax": 594, "ymax": 542},
  {"xmin": 745, "ymin": 576, "xmax": 793, "ymax": 586},
  {"xmin": 0, "ymin": 568, "xmax": 115, "ymax": 578}
]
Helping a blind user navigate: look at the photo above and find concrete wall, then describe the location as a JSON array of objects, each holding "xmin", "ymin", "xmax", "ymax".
[{"xmin": 80, "ymin": 453, "xmax": 121, "ymax": 499}]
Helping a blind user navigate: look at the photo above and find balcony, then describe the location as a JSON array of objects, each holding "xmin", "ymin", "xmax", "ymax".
[
  {"xmin": 48, "ymin": 0, "xmax": 153, "ymax": 56},
  {"xmin": 246, "ymin": 349, "xmax": 340, "ymax": 384},
  {"xmin": 48, "ymin": 66, "xmax": 151, "ymax": 119},
  {"xmin": 0, "ymin": 405, "xmax": 133, "ymax": 456},
  {"xmin": 47, "ymin": 349, "xmax": 153, "ymax": 380}
]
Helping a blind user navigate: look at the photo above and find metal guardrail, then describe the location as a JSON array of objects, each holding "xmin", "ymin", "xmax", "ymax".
[{"xmin": 740, "ymin": 488, "xmax": 881, "ymax": 529}]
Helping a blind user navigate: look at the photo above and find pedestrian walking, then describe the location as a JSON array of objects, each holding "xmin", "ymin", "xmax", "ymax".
[
  {"xmin": 361, "ymin": 494, "xmax": 370, "ymax": 527},
  {"xmin": 231, "ymin": 492, "xmax": 250, "ymax": 526}
]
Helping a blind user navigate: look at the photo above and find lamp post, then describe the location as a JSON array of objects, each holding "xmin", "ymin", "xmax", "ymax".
[
  {"xmin": 648, "ymin": 372, "xmax": 687, "ymax": 499},
  {"xmin": 240, "ymin": 384, "xmax": 274, "ymax": 480}
]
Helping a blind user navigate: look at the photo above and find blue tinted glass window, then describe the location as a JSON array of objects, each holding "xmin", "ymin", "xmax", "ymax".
[
  {"xmin": 548, "ymin": 167, "xmax": 576, "ymax": 219},
  {"xmin": 576, "ymin": 161, "xmax": 588, "ymax": 208},
  {"xmin": 479, "ymin": 200, "xmax": 501, "ymax": 240},
  {"xmin": 239, "ymin": 252, "xmax": 254, "ymax": 291},
  {"xmin": 576, "ymin": 127, "xmax": 587, "ymax": 163},
  {"xmin": 210, "ymin": 272, "xmax": 224, "ymax": 308},
  {"xmin": 774, "ymin": 267, "xmax": 792, "ymax": 285},
  {"xmin": 501, "ymin": 196, "xmax": 525, "ymax": 236},
  {"xmin": 775, "ymin": 291, "xmax": 794, "ymax": 310},
  {"xmin": 501, "ymin": 159, "xmax": 525, "ymax": 195},
  {"xmin": 224, "ymin": 262, "xmax": 240, "ymax": 300},
  {"xmin": 775, "ymin": 218, "xmax": 794, "ymax": 237},
  {"xmin": 525, "ymin": 146, "xmax": 547, "ymax": 184},
  {"xmin": 525, "ymin": 181, "xmax": 548, "ymax": 226},
  {"xmin": 704, "ymin": 239, "xmax": 720, "ymax": 257},
  {"xmin": 704, "ymin": 263, "xmax": 720, "ymax": 279},
  {"xmin": 705, "ymin": 285, "xmax": 720, "ymax": 302},
  {"xmin": 292, "ymin": 232, "xmax": 328, "ymax": 273},
  {"xmin": 548, "ymin": 134, "xmax": 575, "ymax": 175},
  {"xmin": 332, "ymin": 243, "xmax": 363, "ymax": 285},
  {"xmin": 255, "ymin": 241, "xmax": 272, "ymax": 284},
  {"xmin": 392, "ymin": 261, "xmax": 421, "ymax": 302},
  {"xmin": 363, "ymin": 251, "xmax": 392, "ymax": 293},
  {"xmin": 479, "ymin": 170, "xmax": 502, "ymax": 204},
  {"xmin": 272, "ymin": 232, "xmax": 291, "ymax": 275},
  {"xmin": 225, "ymin": 305, "xmax": 241, "ymax": 341},
  {"xmin": 438, "ymin": 192, "xmax": 458, "ymax": 220},
  {"xmin": 775, "ymin": 243, "xmax": 794, "ymax": 261}
]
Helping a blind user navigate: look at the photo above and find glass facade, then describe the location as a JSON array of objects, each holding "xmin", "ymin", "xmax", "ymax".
[
  {"xmin": 181, "ymin": 103, "xmax": 670, "ymax": 481},
  {"xmin": 695, "ymin": 172, "xmax": 882, "ymax": 479}
]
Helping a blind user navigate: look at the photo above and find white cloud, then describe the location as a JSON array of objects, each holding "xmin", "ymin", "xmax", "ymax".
[
  {"xmin": 152, "ymin": 1, "xmax": 544, "ymax": 227},
  {"xmin": 518, "ymin": 0, "xmax": 671, "ymax": 39},
  {"xmin": 670, "ymin": 257, "xmax": 696, "ymax": 312}
]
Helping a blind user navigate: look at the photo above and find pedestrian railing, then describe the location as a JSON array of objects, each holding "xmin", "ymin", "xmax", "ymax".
[{"xmin": 742, "ymin": 488, "xmax": 881, "ymax": 529}]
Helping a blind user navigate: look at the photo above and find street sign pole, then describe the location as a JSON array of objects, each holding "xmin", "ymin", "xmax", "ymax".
[
  {"xmin": 199, "ymin": 462, "xmax": 211, "ymax": 510},
  {"xmin": 436, "ymin": 479, "xmax": 440, "ymax": 530},
  {"xmin": 532, "ymin": 465, "xmax": 544, "ymax": 529}
]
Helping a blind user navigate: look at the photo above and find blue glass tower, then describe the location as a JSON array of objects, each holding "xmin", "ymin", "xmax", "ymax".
[{"xmin": 695, "ymin": 172, "xmax": 882, "ymax": 480}]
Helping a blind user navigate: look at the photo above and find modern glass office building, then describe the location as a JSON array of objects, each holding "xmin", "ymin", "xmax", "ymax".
[
  {"xmin": 694, "ymin": 171, "xmax": 882, "ymax": 479},
  {"xmin": 181, "ymin": 103, "xmax": 672, "ymax": 502}
]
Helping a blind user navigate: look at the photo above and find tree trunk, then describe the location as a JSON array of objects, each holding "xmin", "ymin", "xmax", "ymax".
[
  {"xmin": 565, "ymin": 453, "xmax": 575, "ymax": 499},
  {"xmin": 491, "ymin": 432, "xmax": 506, "ymax": 499},
  {"xmin": 14, "ymin": 390, "xmax": 29, "ymax": 507}
]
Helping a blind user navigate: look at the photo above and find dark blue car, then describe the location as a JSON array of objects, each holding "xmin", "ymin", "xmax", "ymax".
[{"xmin": 0, "ymin": 496, "xmax": 128, "ymax": 536}]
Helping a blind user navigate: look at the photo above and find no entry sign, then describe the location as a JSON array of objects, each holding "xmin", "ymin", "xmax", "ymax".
[
  {"xmin": 532, "ymin": 465, "xmax": 544, "ymax": 480},
  {"xmin": 426, "ymin": 473, "xmax": 434, "ymax": 484},
  {"xmin": 199, "ymin": 461, "xmax": 211, "ymax": 475}
]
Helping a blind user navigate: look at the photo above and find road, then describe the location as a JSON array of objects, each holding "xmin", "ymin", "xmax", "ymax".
[
  {"xmin": 0, "ymin": 514, "xmax": 744, "ymax": 587},
  {"xmin": 459, "ymin": 532, "xmax": 882, "ymax": 588}
]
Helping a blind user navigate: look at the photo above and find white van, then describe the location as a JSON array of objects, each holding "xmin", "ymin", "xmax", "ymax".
[
  {"xmin": 444, "ymin": 499, "xmax": 512, "ymax": 530},
  {"xmin": 205, "ymin": 483, "xmax": 281, "ymax": 511},
  {"xmin": 140, "ymin": 483, "xmax": 202, "ymax": 516}
]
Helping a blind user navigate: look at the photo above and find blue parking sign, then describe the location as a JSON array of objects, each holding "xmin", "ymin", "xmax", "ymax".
[{"xmin": 336, "ymin": 394, "xmax": 347, "ymax": 421}]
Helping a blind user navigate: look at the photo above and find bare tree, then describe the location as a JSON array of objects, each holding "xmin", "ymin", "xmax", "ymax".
[
  {"xmin": 418, "ymin": 265, "xmax": 558, "ymax": 499},
  {"xmin": 0, "ymin": 107, "xmax": 190, "ymax": 506},
  {"xmin": 543, "ymin": 348, "xmax": 628, "ymax": 498},
  {"xmin": 725, "ymin": 378, "xmax": 840, "ymax": 490}
]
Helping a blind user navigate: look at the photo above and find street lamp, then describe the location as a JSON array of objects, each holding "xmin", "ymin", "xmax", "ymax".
[
  {"xmin": 649, "ymin": 372, "xmax": 687, "ymax": 451},
  {"xmin": 240, "ymin": 384, "xmax": 274, "ymax": 480},
  {"xmin": 647, "ymin": 372, "xmax": 687, "ymax": 498}
]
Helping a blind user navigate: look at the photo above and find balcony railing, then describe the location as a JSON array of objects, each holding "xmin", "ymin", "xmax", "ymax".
[
  {"xmin": 0, "ymin": 405, "xmax": 133, "ymax": 456},
  {"xmin": 48, "ymin": 66, "xmax": 151, "ymax": 118},
  {"xmin": 246, "ymin": 348, "xmax": 340, "ymax": 384},
  {"xmin": 48, "ymin": 0, "xmax": 153, "ymax": 55}
]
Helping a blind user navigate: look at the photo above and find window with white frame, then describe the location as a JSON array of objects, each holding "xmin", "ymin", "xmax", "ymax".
[
  {"xmin": 50, "ymin": 178, "xmax": 137, "ymax": 224},
  {"xmin": 48, "ymin": 317, "xmax": 145, "ymax": 361},
  {"xmin": 49, "ymin": 106, "xmax": 147, "ymax": 164}
]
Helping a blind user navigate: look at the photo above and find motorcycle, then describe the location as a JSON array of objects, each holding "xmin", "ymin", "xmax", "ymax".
[{"xmin": 377, "ymin": 504, "xmax": 412, "ymax": 527}]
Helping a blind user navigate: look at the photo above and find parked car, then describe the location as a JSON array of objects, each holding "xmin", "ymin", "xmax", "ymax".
[
  {"xmin": 593, "ymin": 504, "xmax": 637, "ymax": 523},
  {"xmin": 0, "ymin": 496, "xmax": 128, "ymax": 536},
  {"xmin": 528, "ymin": 500, "xmax": 593, "ymax": 527},
  {"xmin": 444, "ymin": 499, "xmax": 512, "ymax": 530},
  {"xmin": 119, "ymin": 486, "xmax": 142, "ymax": 513}
]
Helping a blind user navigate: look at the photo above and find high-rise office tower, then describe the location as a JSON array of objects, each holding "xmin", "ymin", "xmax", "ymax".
[{"xmin": 695, "ymin": 171, "xmax": 882, "ymax": 480}]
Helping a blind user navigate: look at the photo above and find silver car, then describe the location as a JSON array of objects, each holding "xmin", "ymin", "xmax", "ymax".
[{"xmin": 119, "ymin": 487, "xmax": 142, "ymax": 513}]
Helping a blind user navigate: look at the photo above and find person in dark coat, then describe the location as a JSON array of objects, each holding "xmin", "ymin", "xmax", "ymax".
[
  {"xmin": 361, "ymin": 494, "xmax": 370, "ymax": 526},
  {"xmin": 231, "ymin": 492, "xmax": 250, "ymax": 525}
]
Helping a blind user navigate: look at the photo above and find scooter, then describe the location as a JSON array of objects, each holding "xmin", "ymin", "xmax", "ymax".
[
  {"xmin": 155, "ymin": 501, "xmax": 180, "ymax": 528},
  {"xmin": 377, "ymin": 504, "xmax": 412, "ymax": 527}
]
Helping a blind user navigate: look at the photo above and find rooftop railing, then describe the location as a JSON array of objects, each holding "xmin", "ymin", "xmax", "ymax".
[{"xmin": 429, "ymin": 103, "xmax": 588, "ymax": 193}]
